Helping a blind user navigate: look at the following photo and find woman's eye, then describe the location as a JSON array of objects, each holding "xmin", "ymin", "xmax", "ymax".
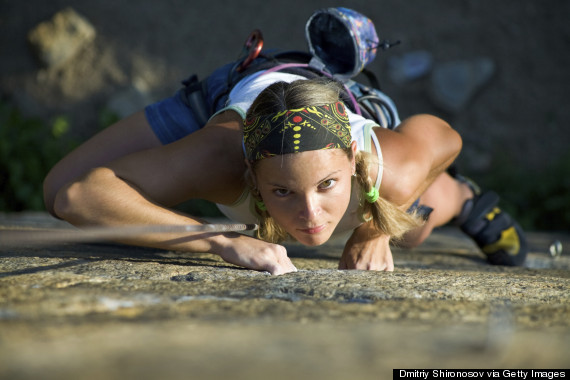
[
  {"xmin": 273, "ymin": 188, "xmax": 291, "ymax": 197},
  {"xmin": 319, "ymin": 179, "xmax": 336, "ymax": 190}
]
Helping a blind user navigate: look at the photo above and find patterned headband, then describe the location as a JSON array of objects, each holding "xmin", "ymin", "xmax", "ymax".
[{"xmin": 243, "ymin": 102, "xmax": 352, "ymax": 161}]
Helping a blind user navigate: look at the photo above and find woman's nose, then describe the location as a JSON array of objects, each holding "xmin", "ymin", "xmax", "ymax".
[{"xmin": 298, "ymin": 194, "xmax": 321, "ymax": 220}]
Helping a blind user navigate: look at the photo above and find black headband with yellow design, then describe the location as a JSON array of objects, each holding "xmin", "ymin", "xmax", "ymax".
[{"xmin": 243, "ymin": 102, "xmax": 352, "ymax": 161}]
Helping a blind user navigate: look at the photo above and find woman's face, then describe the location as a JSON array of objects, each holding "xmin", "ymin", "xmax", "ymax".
[{"xmin": 254, "ymin": 142, "xmax": 357, "ymax": 246}]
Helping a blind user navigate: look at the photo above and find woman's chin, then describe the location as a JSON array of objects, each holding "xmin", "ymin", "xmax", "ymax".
[{"xmin": 292, "ymin": 228, "xmax": 333, "ymax": 246}]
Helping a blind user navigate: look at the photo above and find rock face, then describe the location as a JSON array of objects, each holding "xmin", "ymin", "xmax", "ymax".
[
  {"xmin": 0, "ymin": 213, "xmax": 569, "ymax": 379},
  {"xmin": 27, "ymin": 8, "xmax": 96, "ymax": 69},
  {"xmin": 428, "ymin": 58, "xmax": 496, "ymax": 113}
]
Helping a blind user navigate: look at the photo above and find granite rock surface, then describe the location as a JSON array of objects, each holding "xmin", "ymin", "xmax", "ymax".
[{"xmin": 1, "ymin": 213, "xmax": 569, "ymax": 379}]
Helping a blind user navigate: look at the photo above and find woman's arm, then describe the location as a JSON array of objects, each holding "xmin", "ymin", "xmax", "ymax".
[
  {"xmin": 55, "ymin": 166, "xmax": 295, "ymax": 275},
  {"xmin": 52, "ymin": 111, "xmax": 297, "ymax": 275},
  {"xmin": 339, "ymin": 221, "xmax": 393, "ymax": 271},
  {"xmin": 376, "ymin": 114, "xmax": 462, "ymax": 208},
  {"xmin": 340, "ymin": 114, "xmax": 462, "ymax": 271}
]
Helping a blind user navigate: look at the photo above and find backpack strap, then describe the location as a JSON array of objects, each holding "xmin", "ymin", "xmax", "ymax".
[
  {"xmin": 180, "ymin": 74, "xmax": 211, "ymax": 126},
  {"xmin": 180, "ymin": 49, "xmax": 399, "ymax": 130}
]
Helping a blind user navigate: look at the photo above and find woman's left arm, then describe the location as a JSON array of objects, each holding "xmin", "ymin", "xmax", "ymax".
[
  {"xmin": 376, "ymin": 114, "xmax": 462, "ymax": 208},
  {"xmin": 340, "ymin": 114, "xmax": 462, "ymax": 271}
]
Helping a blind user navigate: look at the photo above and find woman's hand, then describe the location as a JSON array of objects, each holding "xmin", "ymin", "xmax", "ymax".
[
  {"xmin": 338, "ymin": 223, "xmax": 394, "ymax": 271},
  {"xmin": 212, "ymin": 233, "xmax": 298, "ymax": 275}
]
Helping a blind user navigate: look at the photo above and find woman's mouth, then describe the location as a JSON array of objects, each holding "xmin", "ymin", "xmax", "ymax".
[{"xmin": 299, "ymin": 224, "xmax": 326, "ymax": 234}]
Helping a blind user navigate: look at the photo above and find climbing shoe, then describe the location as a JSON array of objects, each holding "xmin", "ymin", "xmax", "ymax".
[{"xmin": 453, "ymin": 177, "xmax": 528, "ymax": 266}]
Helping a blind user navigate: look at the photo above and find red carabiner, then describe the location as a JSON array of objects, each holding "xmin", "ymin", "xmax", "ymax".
[{"xmin": 237, "ymin": 29, "xmax": 263, "ymax": 72}]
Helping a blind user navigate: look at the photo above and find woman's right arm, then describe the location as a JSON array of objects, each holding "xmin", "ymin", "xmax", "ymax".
[
  {"xmin": 54, "ymin": 166, "xmax": 295, "ymax": 275},
  {"xmin": 50, "ymin": 111, "xmax": 297, "ymax": 275}
]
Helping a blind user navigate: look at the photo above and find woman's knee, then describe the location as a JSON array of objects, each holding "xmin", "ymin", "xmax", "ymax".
[
  {"xmin": 43, "ymin": 170, "xmax": 62, "ymax": 217},
  {"xmin": 399, "ymin": 222, "xmax": 434, "ymax": 248},
  {"xmin": 51, "ymin": 167, "xmax": 112, "ymax": 221},
  {"xmin": 50, "ymin": 174, "xmax": 88, "ymax": 221},
  {"xmin": 43, "ymin": 110, "xmax": 161, "ymax": 216}
]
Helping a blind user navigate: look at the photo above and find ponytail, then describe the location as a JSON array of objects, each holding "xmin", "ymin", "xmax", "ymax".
[{"xmin": 352, "ymin": 149, "xmax": 423, "ymax": 241}]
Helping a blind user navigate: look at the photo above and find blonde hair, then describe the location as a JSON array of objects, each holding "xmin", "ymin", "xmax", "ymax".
[
  {"xmin": 245, "ymin": 78, "xmax": 422, "ymax": 243},
  {"xmin": 352, "ymin": 149, "xmax": 423, "ymax": 241}
]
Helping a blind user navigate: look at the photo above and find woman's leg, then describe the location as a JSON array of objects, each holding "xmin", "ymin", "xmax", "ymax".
[
  {"xmin": 43, "ymin": 110, "xmax": 162, "ymax": 216},
  {"xmin": 399, "ymin": 172, "xmax": 473, "ymax": 248},
  {"xmin": 401, "ymin": 171, "xmax": 528, "ymax": 266}
]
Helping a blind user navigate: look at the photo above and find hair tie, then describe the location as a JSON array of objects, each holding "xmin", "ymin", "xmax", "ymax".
[
  {"xmin": 255, "ymin": 200, "xmax": 267, "ymax": 211},
  {"xmin": 364, "ymin": 187, "xmax": 379, "ymax": 203}
]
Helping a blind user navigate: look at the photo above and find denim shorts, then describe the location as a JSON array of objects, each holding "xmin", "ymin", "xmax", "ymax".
[{"xmin": 144, "ymin": 62, "xmax": 237, "ymax": 145}]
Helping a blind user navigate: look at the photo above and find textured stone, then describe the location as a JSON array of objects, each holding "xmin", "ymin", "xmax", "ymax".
[
  {"xmin": 387, "ymin": 50, "xmax": 434, "ymax": 84},
  {"xmin": 1, "ymin": 213, "xmax": 569, "ymax": 379},
  {"xmin": 27, "ymin": 8, "xmax": 96, "ymax": 68},
  {"xmin": 429, "ymin": 58, "xmax": 495, "ymax": 113},
  {"xmin": 106, "ymin": 77, "xmax": 153, "ymax": 118}
]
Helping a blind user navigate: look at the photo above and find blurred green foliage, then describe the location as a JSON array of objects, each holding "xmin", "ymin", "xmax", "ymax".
[
  {"xmin": 0, "ymin": 101, "xmax": 78, "ymax": 211},
  {"xmin": 98, "ymin": 107, "xmax": 121, "ymax": 130}
]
